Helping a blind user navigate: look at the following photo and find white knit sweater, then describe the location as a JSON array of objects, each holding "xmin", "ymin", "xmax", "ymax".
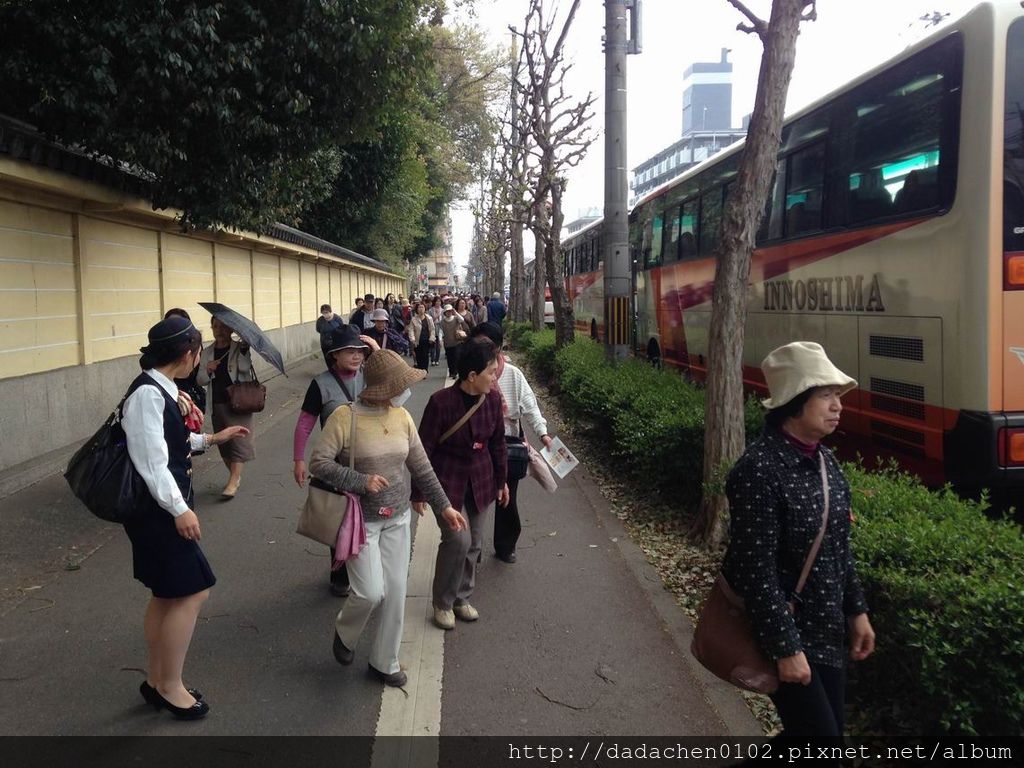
[{"xmin": 498, "ymin": 360, "xmax": 548, "ymax": 438}]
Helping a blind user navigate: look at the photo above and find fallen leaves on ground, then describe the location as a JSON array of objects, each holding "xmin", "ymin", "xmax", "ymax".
[{"xmin": 514, "ymin": 351, "xmax": 781, "ymax": 737}]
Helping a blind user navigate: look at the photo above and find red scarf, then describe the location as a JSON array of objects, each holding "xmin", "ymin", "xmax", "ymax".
[{"xmin": 177, "ymin": 391, "xmax": 205, "ymax": 433}]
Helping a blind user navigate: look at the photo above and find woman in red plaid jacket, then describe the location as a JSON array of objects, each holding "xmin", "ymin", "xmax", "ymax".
[{"xmin": 413, "ymin": 338, "xmax": 509, "ymax": 630}]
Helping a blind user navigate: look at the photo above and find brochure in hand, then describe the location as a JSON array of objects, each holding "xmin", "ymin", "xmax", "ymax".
[{"xmin": 540, "ymin": 436, "xmax": 579, "ymax": 479}]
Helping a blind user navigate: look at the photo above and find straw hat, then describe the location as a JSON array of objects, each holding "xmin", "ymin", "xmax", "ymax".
[
  {"xmin": 760, "ymin": 341, "xmax": 857, "ymax": 410},
  {"xmin": 371, "ymin": 308, "xmax": 390, "ymax": 322},
  {"xmin": 359, "ymin": 349, "xmax": 425, "ymax": 402}
]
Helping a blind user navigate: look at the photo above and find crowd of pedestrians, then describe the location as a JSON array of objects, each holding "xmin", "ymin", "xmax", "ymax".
[
  {"xmin": 113, "ymin": 289, "xmax": 567, "ymax": 720},
  {"xmin": 107, "ymin": 287, "xmax": 874, "ymax": 749}
]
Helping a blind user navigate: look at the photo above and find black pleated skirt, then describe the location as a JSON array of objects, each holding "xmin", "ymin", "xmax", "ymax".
[{"xmin": 123, "ymin": 497, "xmax": 216, "ymax": 599}]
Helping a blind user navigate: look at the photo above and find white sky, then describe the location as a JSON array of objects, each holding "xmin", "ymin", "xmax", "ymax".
[{"xmin": 448, "ymin": 0, "xmax": 981, "ymax": 283}]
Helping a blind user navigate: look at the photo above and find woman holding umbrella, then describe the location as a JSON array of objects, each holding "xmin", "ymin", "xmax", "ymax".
[{"xmin": 197, "ymin": 316, "xmax": 257, "ymax": 498}]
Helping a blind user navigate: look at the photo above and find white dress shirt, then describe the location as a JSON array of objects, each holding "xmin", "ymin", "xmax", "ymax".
[{"xmin": 122, "ymin": 369, "xmax": 206, "ymax": 517}]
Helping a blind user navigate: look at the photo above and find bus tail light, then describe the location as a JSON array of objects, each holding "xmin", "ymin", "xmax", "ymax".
[
  {"xmin": 998, "ymin": 428, "xmax": 1024, "ymax": 466},
  {"xmin": 1005, "ymin": 253, "xmax": 1024, "ymax": 290}
]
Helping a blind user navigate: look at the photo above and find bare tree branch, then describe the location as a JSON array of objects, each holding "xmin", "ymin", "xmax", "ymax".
[{"xmin": 726, "ymin": 0, "xmax": 768, "ymax": 38}]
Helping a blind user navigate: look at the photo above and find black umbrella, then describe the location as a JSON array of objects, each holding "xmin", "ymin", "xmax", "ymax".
[{"xmin": 199, "ymin": 302, "xmax": 286, "ymax": 375}]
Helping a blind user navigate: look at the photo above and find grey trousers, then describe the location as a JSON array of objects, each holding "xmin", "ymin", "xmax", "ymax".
[{"xmin": 432, "ymin": 492, "xmax": 494, "ymax": 610}]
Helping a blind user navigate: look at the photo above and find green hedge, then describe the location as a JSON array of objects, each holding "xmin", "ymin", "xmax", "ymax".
[
  {"xmin": 513, "ymin": 336, "xmax": 1024, "ymax": 737},
  {"xmin": 524, "ymin": 336, "xmax": 762, "ymax": 510},
  {"xmin": 845, "ymin": 464, "xmax": 1024, "ymax": 736}
]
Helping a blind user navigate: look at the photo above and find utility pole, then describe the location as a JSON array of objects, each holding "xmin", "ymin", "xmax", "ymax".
[{"xmin": 603, "ymin": 0, "xmax": 641, "ymax": 361}]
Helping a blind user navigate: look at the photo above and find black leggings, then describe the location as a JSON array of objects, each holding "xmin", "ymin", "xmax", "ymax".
[
  {"xmin": 414, "ymin": 342, "xmax": 430, "ymax": 371},
  {"xmin": 770, "ymin": 662, "xmax": 845, "ymax": 745},
  {"xmin": 445, "ymin": 346, "xmax": 460, "ymax": 378}
]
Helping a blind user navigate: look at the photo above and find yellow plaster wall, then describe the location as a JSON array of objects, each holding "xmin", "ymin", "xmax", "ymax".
[
  {"xmin": 0, "ymin": 189, "xmax": 399, "ymax": 381},
  {"xmin": 345, "ymin": 272, "xmax": 355, "ymax": 315},
  {"xmin": 0, "ymin": 201, "xmax": 78, "ymax": 375},
  {"xmin": 317, "ymin": 265, "xmax": 331, "ymax": 312},
  {"xmin": 163, "ymin": 233, "xmax": 214, "ymax": 320},
  {"xmin": 300, "ymin": 260, "xmax": 317, "ymax": 319},
  {"xmin": 330, "ymin": 269, "xmax": 342, "ymax": 313},
  {"xmin": 80, "ymin": 217, "xmax": 161, "ymax": 364},
  {"xmin": 253, "ymin": 252, "xmax": 281, "ymax": 329},
  {"xmin": 214, "ymin": 244, "xmax": 253, "ymax": 319},
  {"xmin": 280, "ymin": 257, "xmax": 301, "ymax": 326}
]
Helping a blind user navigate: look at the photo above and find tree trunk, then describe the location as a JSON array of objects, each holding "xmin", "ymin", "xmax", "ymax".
[
  {"xmin": 531, "ymin": 222, "xmax": 546, "ymax": 331},
  {"xmin": 546, "ymin": 179, "xmax": 573, "ymax": 347},
  {"xmin": 695, "ymin": 0, "xmax": 810, "ymax": 547},
  {"xmin": 510, "ymin": 218, "xmax": 527, "ymax": 322}
]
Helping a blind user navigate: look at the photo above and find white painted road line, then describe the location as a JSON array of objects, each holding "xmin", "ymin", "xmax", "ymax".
[{"xmin": 372, "ymin": 509, "xmax": 444, "ymax": 766}]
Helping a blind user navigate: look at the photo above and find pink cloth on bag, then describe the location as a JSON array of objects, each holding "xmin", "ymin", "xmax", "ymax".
[{"xmin": 331, "ymin": 492, "xmax": 367, "ymax": 570}]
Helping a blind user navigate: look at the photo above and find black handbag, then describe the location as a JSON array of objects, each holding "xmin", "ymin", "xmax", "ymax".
[
  {"xmin": 505, "ymin": 435, "xmax": 529, "ymax": 482},
  {"xmin": 64, "ymin": 395, "xmax": 146, "ymax": 524}
]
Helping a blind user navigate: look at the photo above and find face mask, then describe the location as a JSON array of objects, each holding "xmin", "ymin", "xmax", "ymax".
[{"xmin": 390, "ymin": 388, "xmax": 412, "ymax": 408}]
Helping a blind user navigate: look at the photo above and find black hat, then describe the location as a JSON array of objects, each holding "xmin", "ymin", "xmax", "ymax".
[
  {"xmin": 142, "ymin": 315, "xmax": 196, "ymax": 351},
  {"xmin": 324, "ymin": 324, "xmax": 369, "ymax": 355}
]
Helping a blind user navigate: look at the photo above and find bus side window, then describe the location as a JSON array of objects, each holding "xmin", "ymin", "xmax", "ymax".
[
  {"xmin": 663, "ymin": 204, "xmax": 681, "ymax": 263},
  {"xmin": 699, "ymin": 188, "xmax": 723, "ymax": 254},
  {"xmin": 648, "ymin": 209, "xmax": 664, "ymax": 268},
  {"xmin": 784, "ymin": 142, "xmax": 825, "ymax": 237},
  {"xmin": 680, "ymin": 198, "xmax": 699, "ymax": 258}
]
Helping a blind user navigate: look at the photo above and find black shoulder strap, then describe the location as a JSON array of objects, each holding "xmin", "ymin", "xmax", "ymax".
[{"xmin": 332, "ymin": 370, "xmax": 354, "ymax": 403}]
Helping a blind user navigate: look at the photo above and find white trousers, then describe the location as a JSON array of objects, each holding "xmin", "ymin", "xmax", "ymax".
[{"xmin": 335, "ymin": 508, "xmax": 411, "ymax": 675}]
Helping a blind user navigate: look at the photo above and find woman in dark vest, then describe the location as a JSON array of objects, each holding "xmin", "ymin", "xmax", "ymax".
[
  {"xmin": 292, "ymin": 325, "xmax": 377, "ymax": 597},
  {"xmin": 122, "ymin": 316, "xmax": 249, "ymax": 719}
]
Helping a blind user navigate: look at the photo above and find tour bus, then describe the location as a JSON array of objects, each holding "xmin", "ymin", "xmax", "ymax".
[
  {"xmin": 562, "ymin": 1, "xmax": 1024, "ymax": 491},
  {"xmin": 564, "ymin": 219, "xmax": 605, "ymax": 340}
]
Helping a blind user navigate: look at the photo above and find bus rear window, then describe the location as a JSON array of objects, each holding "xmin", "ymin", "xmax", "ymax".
[{"xmin": 1006, "ymin": 18, "xmax": 1024, "ymax": 255}]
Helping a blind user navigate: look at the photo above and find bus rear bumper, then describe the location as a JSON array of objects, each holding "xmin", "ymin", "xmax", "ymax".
[{"xmin": 944, "ymin": 410, "xmax": 1024, "ymax": 490}]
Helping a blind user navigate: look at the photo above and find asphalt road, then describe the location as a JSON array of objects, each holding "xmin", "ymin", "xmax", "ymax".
[{"xmin": 0, "ymin": 350, "xmax": 757, "ymax": 741}]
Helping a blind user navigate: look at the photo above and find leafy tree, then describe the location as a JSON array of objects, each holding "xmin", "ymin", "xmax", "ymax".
[
  {"xmin": 0, "ymin": 0, "xmax": 428, "ymax": 232},
  {"xmin": 298, "ymin": 17, "xmax": 502, "ymax": 266}
]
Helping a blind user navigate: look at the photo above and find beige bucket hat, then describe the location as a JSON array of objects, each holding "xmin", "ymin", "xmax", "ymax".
[
  {"xmin": 359, "ymin": 349, "xmax": 426, "ymax": 402},
  {"xmin": 760, "ymin": 341, "xmax": 857, "ymax": 410}
]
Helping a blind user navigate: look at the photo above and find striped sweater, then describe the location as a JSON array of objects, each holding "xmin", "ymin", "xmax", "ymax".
[{"xmin": 309, "ymin": 403, "xmax": 450, "ymax": 520}]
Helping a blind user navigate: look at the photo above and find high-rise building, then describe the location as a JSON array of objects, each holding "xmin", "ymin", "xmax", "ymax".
[
  {"xmin": 420, "ymin": 217, "xmax": 452, "ymax": 294},
  {"xmin": 630, "ymin": 49, "xmax": 748, "ymax": 202}
]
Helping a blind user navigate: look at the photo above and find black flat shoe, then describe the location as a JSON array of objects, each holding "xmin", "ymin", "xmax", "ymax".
[
  {"xmin": 329, "ymin": 581, "xmax": 350, "ymax": 598},
  {"xmin": 496, "ymin": 551, "xmax": 517, "ymax": 564},
  {"xmin": 140, "ymin": 680, "xmax": 203, "ymax": 709},
  {"xmin": 368, "ymin": 663, "xmax": 407, "ymax": 688},
  {"xmin": 333, "ymin": 632, "xmax": 354, "ymax": 665},
  {"xmin": 151, "ymin": 688, "xmax": 209, "ymax": 720}
]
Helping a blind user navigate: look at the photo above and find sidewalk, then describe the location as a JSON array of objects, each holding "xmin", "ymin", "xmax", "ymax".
[{"xmin": 0, "ymin": 352, "xmax": 758, "ymax": 737}]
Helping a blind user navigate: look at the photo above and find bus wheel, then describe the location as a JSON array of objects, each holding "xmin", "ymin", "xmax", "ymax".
[
  {"xmin": 647, "ymin": 339, "xmax": 661, "ymax": 369},
  {"xmin": 590, "ymin": 319, "xmax": 598, "ymax": 340}
]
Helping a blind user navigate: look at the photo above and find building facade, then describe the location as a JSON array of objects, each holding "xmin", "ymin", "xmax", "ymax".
[{"xmin": 630, "ymin": 49, "xmax": 748, "ymax": 202}]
